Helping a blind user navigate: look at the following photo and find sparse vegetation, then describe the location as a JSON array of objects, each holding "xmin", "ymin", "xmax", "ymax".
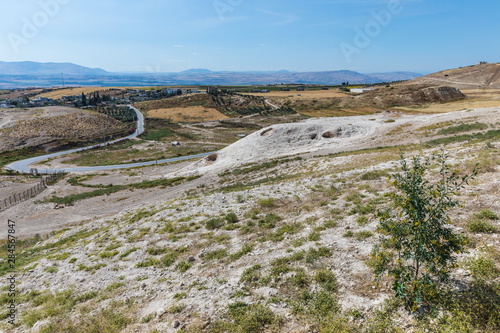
[{"xmin": 2, "ymin": 88, "xmax": 499, "ymax": 332}]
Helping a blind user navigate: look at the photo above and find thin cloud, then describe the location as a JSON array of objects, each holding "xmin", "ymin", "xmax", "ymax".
[{"xmin": 258, "ymin": 9, "xmax": 300, "ymax": 26}]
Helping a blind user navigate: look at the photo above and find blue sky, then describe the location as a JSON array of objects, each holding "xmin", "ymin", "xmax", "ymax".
[{"xmin": 0, "ymin": 0, "xmax": 498, "ymax": 74}]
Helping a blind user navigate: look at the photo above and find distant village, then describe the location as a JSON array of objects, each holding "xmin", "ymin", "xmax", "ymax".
[{"xmin": 0, "ymin": 87, "xmax": 201, "ymax": 109}]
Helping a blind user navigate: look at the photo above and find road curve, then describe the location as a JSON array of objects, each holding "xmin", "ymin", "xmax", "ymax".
[{"xmin": 4, "ymin": 105, "xmax": 216, "ymax": 173}]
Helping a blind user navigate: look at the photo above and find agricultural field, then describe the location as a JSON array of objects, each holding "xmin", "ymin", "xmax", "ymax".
[{"xmin": 34, "ymin": 87, "xmax": 125, "ymax": 99}]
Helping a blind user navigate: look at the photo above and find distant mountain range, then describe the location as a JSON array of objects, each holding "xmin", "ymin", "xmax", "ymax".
[
  {"xmin": 0, "ymin": 61, "xmax": 108, "ymax": 76},
  {"xmin": 0, "ymin": 61, "xmax": 422, "ymax": 88}
]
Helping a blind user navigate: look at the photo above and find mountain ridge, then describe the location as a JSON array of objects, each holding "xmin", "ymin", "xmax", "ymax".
[{"xmin": 0, "ymin": 61, "xmax": 422, "ymax": 87}]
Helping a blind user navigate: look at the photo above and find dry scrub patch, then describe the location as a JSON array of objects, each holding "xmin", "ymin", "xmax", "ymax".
[{"xmin": 147, "ymin": 106, "xmax": 229, "ymax": 122}]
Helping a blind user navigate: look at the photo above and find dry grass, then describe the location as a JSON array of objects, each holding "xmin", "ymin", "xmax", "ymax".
[
  {"xmin": 35, "ymin": 87, "xmax": 125, "ymax": 100},
  {"xmin": 243, "ymin": 90, "xmax": 348, "ymax": 99},
  {"xmin": 147, "ymin": 106, "xmax": 229, "ymax": 122},
  {"xmin": 394, "ymin": 89, "xmax": 500, "ymax": 114}
]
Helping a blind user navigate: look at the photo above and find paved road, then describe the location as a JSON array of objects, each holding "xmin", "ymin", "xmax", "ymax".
[{"xmin": 4, "ymin": 105, "xmax": 215, "ymax": 173}]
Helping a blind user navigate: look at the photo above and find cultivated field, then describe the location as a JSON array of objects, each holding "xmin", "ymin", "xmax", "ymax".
[{"xmin": 147, "ymin": 106, "xmax": 229, "ymax": 122}]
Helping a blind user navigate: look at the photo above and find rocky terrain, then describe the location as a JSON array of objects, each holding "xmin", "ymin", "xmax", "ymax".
[
  {"xmin": 347, "ymin": 85, "xmax": 466, "ymax": 108},
  {"xmin": 0, "ymin": 104, "xmax": 499, "ymax": 332}
]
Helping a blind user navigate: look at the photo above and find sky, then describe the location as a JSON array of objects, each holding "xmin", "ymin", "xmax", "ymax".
[{"xmin": 0, "ymin": 0, "xmax": 499, "ymax": 74}]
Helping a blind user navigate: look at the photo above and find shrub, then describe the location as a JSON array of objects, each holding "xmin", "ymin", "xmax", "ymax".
[
  {"xmin": 205, "ymin": 218, "xmax": 225, "ymax": 230},
  {"xmin": 314, "ymin": 270, "xmax": 337, "ymax": 292},
  {"xmin": 258, "ymin": 213, "xmax": 282, "ymax": 229},
  {"xmin": 370, "ymin": 152, "xmax": 476, "ymax": 311},
  {"xmin": 289, "ymin": 268, "xmax": 310, "ymax": 288},
  {"xmin": 343, "ymin": 230, "xmax": 354, "ymax": 238},
  {"xmin": 466, "ymin": 257, "xmax": 500, "ymax": 281},
  {"xmin": 467, "ymin": 219, "xmax": 498, "ymax": 233},
  {"xmin": 225, "ymin": 212, "xmax": 239, "ymax": 224},
  {"xmin": 305, "ymin": 246, "xmax": 331, "ymax": 264},
  {"xmin": 308, "ymin": 231, "xmax": 321, "ymax": 241},
  {"xmin": 204, "ymin": 249, "xmax": 229, "ymax": 260},
  {"xmin": 175, "ymin": 261, "xmax": 192, "ymax": 273},
  {"xmin": 354, "ymin": 230, "xmax": 374, "ymax": 240},
  {"xmin": 356, "ymin": 216, "xmax": 369, "ymax": 226},
  {"xmin": 360, "ymin": 170, "xmax": 389, "ymax": 180},
  {"xmin": 240, "ymin": 265, "xmax": 262, "ymax": 284},
  {"xmin": 209, "ymin": 303, "xmax": 283, "ymax": 333},
  {"xmin": 474, "ymin": 209, "xmax": 499, "ymax": 220},
  {"xmin": 257, "ymin": 198, "xmax": 276, "ymax": 208}
]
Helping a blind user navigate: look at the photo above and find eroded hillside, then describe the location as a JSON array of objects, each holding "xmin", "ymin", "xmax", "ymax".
[{"xmin": 0, "ymin": 106, "xmax": 499, "ymax": 333}]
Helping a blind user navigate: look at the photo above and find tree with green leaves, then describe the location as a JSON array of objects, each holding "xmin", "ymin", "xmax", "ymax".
[{"xmin": 369, "ymin": 152, "xmax": 476, "ymax": 311}]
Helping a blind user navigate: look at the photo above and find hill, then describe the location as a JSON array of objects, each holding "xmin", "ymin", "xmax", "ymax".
[
  {"xmin": 406, "ymin": 63, "xmax": 500, "ymax": 89},
  {"xmin": 0, "ymin": 61, "xmax": 108, "ymax": 76}
]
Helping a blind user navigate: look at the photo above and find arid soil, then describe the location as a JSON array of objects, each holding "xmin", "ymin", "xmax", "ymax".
[
  {"xmin": 407, "ymin": 63, "xmax": 500, "ymax": 89},
  {"xmin": 0, "ymin": 106, "xmax": 127, "ymax": 152},
  {"xmin": 1, "ymin": 107, "xmax": 498, "ymax": 239}
]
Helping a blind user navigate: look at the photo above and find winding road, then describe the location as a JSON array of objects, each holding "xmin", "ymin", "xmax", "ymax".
[{"xmin": 5, "ymin": 105, "xmax": 215, "ymax": 173}]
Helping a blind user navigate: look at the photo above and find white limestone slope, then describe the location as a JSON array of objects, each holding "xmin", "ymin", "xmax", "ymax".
[{"xmin": 179, "ymin": 115, "xmax": 387, "ymax": 175}]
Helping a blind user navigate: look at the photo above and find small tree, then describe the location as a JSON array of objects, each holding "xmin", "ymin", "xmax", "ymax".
[{"xmin": 369, "ymin": 152, "xmax": 476, "ymax": 311}]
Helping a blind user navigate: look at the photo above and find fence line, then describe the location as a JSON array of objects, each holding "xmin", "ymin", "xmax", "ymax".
[{"xmin": 0, "ymin": 172, "xmax": 65, "ymax": 212}]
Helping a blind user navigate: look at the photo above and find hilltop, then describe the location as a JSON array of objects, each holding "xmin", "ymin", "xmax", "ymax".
[{"xmin": 406, "ymin": 62, "xmax": 500, "ymax": 89}]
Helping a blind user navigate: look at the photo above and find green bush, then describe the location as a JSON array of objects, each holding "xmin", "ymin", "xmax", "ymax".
[
  {"xmin": 258, "ymin": 213, "xmax": 282, "ymax": 229},
  {"xmin": 354, "ymin": 230, "xmax": 374, "ymax": 240},
  {"xmin": 360, "ymin": 170, "xmax": 389, "ymax": 180},
  {"xmin": 356, "ymin": 216, "xmax": 369, "ymax": 226},
  {"xmin": 209, "ymin": 303, "xmax": 283, "ymax": 333},
  {"xmin": 204, "ymin": 249, "xmax": 229, "ymax": 260},
  {"xmin": 205, "ymin": 218, "xmax": 225, "ymax": 230},
  {"xmin": 466, "ymin": 257, "xmax": 499, "ymax": 281},
  {"xmin": 467, "ymin": 219, "xmax": 498, "ymax": 233},
  {"xmin": 314, "ymin": 270, "xmax": 337, "ymax": 292},
  {"xmin": 257, "ymin": 198, "xmax": 276, "ymax": 208},
  {"xmin": 37, "ymin": 308, "xmax": 132, "ymax": 333},
  {"xmin": 370, "ymin": 153, "xmax": 475, "ymax": 311},
  {"xmin": 225, "ymin": 212, "xmax": 239, "ymax": 224},
  {"xmin": 474, "ymin": 209, "xmax": 499, "ymax": 220}
]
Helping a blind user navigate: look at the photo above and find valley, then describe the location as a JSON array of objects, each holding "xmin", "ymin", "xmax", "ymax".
[{"xmin": 0, "ymin": 64, "xmax": 499, "ymax": 333}]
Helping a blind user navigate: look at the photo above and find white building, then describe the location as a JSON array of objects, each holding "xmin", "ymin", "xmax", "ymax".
[{"xmin": 350, "ymin": 88, "xmax": 374, "ymax": 94}]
